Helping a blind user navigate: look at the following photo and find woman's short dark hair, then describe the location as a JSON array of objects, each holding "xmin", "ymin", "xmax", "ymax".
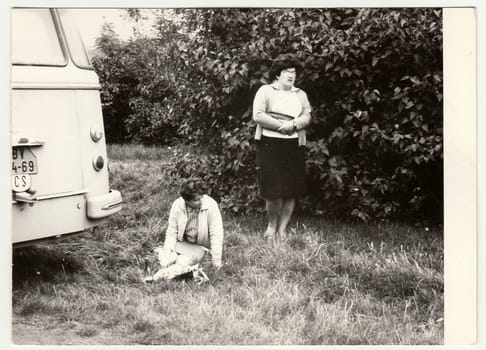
[
  {"xmin": 270, "ymin": 53, "xmax": 303, "ymax": 80},
  {"xmin": 180, "ymin": 179, "xmax": 206, "ymax": 201}
]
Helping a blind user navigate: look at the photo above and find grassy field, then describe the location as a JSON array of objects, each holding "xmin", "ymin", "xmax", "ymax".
[{"xmin": 11, "ymin": 144, "xmax": 443, "ymax": 345}]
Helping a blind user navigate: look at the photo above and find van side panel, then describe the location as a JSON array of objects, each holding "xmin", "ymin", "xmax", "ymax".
[{"xmin": 75, "ymin": 90, "xmax": 110, "ymax": 197}]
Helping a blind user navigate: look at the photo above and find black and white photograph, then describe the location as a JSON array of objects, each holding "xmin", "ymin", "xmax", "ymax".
[{"xmin": 5, "ymin": 3, "xmax": 478, "ymax": 347}]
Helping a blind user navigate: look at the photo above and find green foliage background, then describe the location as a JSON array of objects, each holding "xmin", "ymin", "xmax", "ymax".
[{"xmin": 91, "ymin": 8, "xmax": 443, "ymax": 222}]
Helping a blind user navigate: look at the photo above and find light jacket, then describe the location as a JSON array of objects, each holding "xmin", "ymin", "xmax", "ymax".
[
  {"xmin": 253, "ymin": 83, "xmax": 312, "ymax": 146},
  {"xmin": 163, "ymin": 194, "xmax": 224, "ymax": 266}
]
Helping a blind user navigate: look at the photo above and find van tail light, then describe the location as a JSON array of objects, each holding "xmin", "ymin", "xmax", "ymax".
[
  {"xmin": 90, "ymin": 126, "xmax": 103, "ymax": 142},
  {"xmin": 92, "ymin": 155, "xmax": 104, "ymax": 171}
]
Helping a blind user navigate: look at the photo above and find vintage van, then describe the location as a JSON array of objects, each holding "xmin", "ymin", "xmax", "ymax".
[{"xmin": 11, "ymin": 8, "xmax": 122, "ymax": 245}]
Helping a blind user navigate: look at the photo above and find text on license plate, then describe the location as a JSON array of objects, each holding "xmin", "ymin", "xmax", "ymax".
[
  {"xmin": 12, "ymin": 147, "xmax": 38, "ymax": 175},
  {"xmin": 12, "ymin": 174, "xmax": 32, "ymax": 192}
]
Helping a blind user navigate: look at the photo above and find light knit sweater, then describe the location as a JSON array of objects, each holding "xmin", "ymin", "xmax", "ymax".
[
  {"xmin": 163, "ymin": 194, "xmax": 224, "ymax": 266},
  {"xmin": 253, "ymin": 82, "xmax": 312, "ymax": 146}
]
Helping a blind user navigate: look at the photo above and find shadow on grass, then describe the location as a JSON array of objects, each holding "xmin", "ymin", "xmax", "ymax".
[{"xmin": 12, "ymin": 245, "xmax": 83, "ymax": 289}]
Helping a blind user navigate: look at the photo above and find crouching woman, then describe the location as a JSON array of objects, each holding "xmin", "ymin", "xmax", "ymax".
[{"xmin": 147, "ymin": 180, "xmax": 224, "ymax": 281}]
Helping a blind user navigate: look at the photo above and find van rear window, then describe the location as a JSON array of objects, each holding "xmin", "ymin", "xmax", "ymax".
[
  {"xmin": 58, "ymin": 9, "xmax": 93, "ymax": 69},
  {"xmin": 12, "ymin": 9, "xmax": 66, "ymax": 66}
]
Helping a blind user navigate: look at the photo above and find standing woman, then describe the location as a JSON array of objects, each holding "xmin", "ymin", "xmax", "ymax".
[{"xmin": 253, "ymin": 54, "xmax": 312, "ymax": 240}]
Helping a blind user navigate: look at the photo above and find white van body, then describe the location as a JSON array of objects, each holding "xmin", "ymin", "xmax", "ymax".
[{"xmin": 11, "ymin": 8, "xmax": 122, "ymax": 244}]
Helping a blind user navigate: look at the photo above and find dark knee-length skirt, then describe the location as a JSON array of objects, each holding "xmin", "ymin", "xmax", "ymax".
[{"xmin": 256, "ymin": 136, "xmax": 307, "ymax": 199}]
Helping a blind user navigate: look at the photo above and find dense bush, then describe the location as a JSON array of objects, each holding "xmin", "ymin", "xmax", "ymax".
[
  {"xmin": 94, "ymin": 8, "xmax": 443, "ymax": 222},
  {"xmin": 91, "ymin": 19, "xmax": 182, "ymax": 144}
]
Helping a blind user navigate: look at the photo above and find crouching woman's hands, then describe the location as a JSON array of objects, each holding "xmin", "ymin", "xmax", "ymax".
[{"xmin": 154, "ymin": 246, "xmax": 177, "ymax": 268}]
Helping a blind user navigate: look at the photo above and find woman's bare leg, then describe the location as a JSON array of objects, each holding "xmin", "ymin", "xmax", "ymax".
[
  {"xmin": 277, "ymin": 197, "xmax": 295, "ymax": 238},
  {"xmin": 264, "ymin": 198, "xmax": 282, "ymax": 238}
]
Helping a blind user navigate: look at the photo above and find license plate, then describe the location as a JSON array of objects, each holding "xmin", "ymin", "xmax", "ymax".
[
  {"xmin": 12, "ymin": 174, "xmax": 32, "ymax": 192},
  {"xmin": 12, "ymin": 147, "xmax": 38, "ymax": 175}
]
